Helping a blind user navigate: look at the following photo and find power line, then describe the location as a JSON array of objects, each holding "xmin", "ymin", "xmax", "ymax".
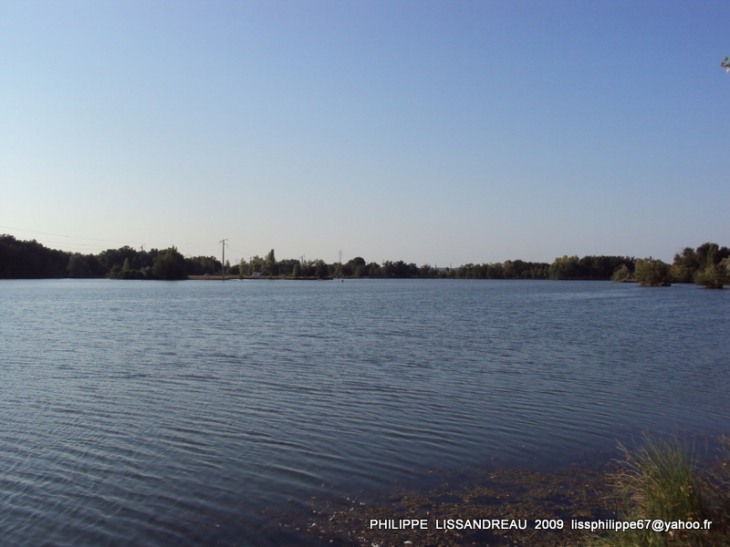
[{"xmin": 0, "ymin": 225, "xmax": 132, "ymax": 245}]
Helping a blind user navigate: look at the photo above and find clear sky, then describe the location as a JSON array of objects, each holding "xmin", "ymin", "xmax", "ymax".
[{"xmin": 1, "ymin": 1, "xmax": 728, "ymax": 265}]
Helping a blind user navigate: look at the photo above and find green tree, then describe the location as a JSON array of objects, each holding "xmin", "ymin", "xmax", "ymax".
[
  {"xmin": 0, "ymin": 235, "xmax": 70, "ymax": 278},
  {"xmin": 419, "ymin": 264, "xmax": 433, "ymax": 278},
  {"xmin": 549, "ymin": 255, "xmax": 581, "ymax": 280},
  {"xmin": 68, "ymin": 253, "xmax": 104, "ymax": 278},
  {"xmin": 670, "ymin": 247, "xmax": 699, "ymax": 283},
  {"xmin": 367, "ymin": 262, "xmax": 381, "ymax": 277},
  {"xmin": 611, "ymin": 264, "xmax": 633, "ymax": 282},
  {"xmin": 184, "ymin": 256, "xmax": 221, "ymax": 276},
  {"xmin": 671, "ymin": 243, "xmax": 729, "ymax": 284},
  {"xmin": 240, "ymin": 259, "xmax": 247, "ymax": 278},
  {"xmin": 98, "ymin": 246, "xmax": 140, "ymax": 273},
  {"xmin": 315, "ymin": 260, "xmax": 329, "ymax": 279},
  {"xmin": 634, "ymin": 258, "xmax": 671, "ymax": 287},
  {"xmin": 248, "ymin": 255, "xmax": 263, "ymax": 275},
  {"xmin": 345, "ymin": 257, "xmax": 366, "ymax": 277},
  {"xmin": 264, "ymin": 249, "xmax": 278, "ymax": 276},
  {"xmin": 694, "ymin": 263, "xmax": 728, "ymax": 289},
  {"xmin": 152, "ymin": 247, "xmax": 187, "ymax": 280}
]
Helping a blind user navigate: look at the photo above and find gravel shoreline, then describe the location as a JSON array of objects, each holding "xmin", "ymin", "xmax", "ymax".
[{"xmin": 272, "ymin": 463, "xmax": 618, "ymax": 547}]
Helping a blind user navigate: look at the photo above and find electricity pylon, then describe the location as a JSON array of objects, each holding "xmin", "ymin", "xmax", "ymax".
[{"xmin": 220, "ymin": 239, "xmax": 228, "ymax": 279}]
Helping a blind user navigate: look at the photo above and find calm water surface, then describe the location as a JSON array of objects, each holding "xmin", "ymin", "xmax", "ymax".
[{"xmin": 1, "ymin": 279, "xmax": 728, "ymax": 546}]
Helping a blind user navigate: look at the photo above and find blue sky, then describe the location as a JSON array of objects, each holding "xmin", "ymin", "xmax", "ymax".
[{"xmin": 1, "ymin": 1, "xmax": 728, "ymax": 265}]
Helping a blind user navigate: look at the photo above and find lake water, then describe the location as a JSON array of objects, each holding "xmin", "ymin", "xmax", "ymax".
[{"xmin": 1, "ymin": 279, "xmax": 728, "ymax": 546}]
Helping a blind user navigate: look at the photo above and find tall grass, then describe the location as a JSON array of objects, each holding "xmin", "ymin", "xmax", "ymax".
[{"xmin": 591, "ymin": 437, "xmax": 729, "ymax": 547}]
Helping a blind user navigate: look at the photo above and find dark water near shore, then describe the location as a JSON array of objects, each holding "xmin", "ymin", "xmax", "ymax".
[{"xmin": 1, "ymin": 279, "xmax": 728, "ymax": 546}]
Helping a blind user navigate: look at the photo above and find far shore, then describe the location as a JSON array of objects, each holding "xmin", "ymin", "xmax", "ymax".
[{"xmin": 188, "ymin": 275, "xmax": 333, "ymax": 281}]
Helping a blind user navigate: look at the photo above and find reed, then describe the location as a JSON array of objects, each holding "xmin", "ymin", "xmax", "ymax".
[{"xmin": 591, "ymin": 437, "xmax": 729, "ymax": 547}]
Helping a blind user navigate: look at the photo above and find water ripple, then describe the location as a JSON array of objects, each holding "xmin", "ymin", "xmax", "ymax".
[{"xmin": 0, "ymin": 279, "xmax": 728, "ymax": 546}]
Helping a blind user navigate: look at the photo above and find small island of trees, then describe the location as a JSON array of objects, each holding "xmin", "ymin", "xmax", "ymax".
[{"xmin": 1, "ymin": 234, "xmax": 728, "ymax": 288}]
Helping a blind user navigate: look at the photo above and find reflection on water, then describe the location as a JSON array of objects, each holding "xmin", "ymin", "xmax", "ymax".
[{"xmin": 0, "ymin": 279, "xmax": 728, "ymax": 546}]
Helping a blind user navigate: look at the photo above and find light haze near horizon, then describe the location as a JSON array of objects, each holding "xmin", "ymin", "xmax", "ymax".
[{"xmin": 1, "ymin": 1, "xmax": 728, "ymax": 265}]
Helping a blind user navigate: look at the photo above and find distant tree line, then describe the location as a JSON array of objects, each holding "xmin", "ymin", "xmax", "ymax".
[
  {"xmin": 1, "ymin": 234, "xmax": 728, "ymax": 288},
  {"xmin": 0, "ymin": 235, "xmax": 220, "ymax": 281},
  {"xmin": 235, "ymin": 244, "xmax": 728, "ymax": 288},
  {"xmin": 0, "ymin": 236, "xmax": 69, "ymax": 278}
]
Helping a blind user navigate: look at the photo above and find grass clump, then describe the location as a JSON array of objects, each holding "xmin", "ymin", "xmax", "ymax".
[{"xmin": 592, "ymin": 437, "xmax": 729, "ymax": 547}]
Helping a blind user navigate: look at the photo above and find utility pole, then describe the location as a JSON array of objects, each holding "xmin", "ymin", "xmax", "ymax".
[{"xmin": 220, "ymin": 239, "xmax": 228, "ymax": 280}]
